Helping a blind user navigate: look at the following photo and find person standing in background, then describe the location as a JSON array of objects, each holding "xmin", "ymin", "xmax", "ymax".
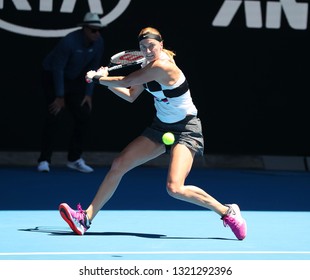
[{"xmin": 37, "ymin": 12, "xmax": 105, "ymax": 173}]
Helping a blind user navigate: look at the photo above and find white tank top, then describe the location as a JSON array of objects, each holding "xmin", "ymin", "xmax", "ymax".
[{"xmin": 142, "ymin": 52, "xmax": 198, "ymax": 123}]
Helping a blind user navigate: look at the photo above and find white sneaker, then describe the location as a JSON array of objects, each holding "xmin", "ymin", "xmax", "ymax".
[
  {"xmin": 66, "ymin": 158, "xmax": 94, "ymax": 173},
  {"xmin": 37, "ymin": 161, "xmax": 50, "ymax": 172}
]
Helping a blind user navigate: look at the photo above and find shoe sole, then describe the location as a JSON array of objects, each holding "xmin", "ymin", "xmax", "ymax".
[{"xmin": 59, "ymin": 203, "xmax": 84, "ymax": 235}]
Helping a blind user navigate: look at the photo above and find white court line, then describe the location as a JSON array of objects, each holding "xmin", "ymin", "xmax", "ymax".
[{"xmin": 1, "ymin": 251, "xmax": 310, "ymax": 256}]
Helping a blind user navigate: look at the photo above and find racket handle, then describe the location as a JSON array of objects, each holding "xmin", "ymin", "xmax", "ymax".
[{"xmin": 107, "ymin": 64, "xmax": 123, "ymax": 72}]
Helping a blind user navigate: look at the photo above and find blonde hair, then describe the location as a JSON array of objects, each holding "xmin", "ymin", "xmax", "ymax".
[{"xmin": 138, "ymin": 27, "xmax": 176, "ymax": 61}]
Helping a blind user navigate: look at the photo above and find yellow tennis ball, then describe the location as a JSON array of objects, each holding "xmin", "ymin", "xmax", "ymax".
[{"xmin": 162, "ymin": 132, "xmax": 175, "ymax": 145}]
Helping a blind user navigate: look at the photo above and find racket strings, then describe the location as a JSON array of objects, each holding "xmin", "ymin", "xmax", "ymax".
[{"xmin": 110, "ymin": 50, "xmax": 144, "ymax": 66}]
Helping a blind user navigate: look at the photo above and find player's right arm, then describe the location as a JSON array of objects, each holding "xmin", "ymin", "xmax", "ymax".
[
  {"xmin": 86, "ymin": 66, "xmax": 145, "ymax": 103},
  {"xmin": 86, "ymin": 60, "xmax": 164, "ymax": 89}
]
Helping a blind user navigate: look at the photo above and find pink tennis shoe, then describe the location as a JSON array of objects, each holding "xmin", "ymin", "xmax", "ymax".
[
  {"xmin": 222, "ymin": 204, "xmax": 247, "ymax": 240},
  {"xmin": 59, "ymin": 202, "xmax": 247, "ymax": 239},
  {"xmin": 59, "ymin": 203, "xmax": 91, "ymax": 235}
]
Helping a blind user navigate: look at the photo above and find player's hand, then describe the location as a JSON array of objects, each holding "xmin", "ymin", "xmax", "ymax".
[
  {"xmin": 85, "ymin": 67, "xmax": 109, "ymax": 83},
  {"xmin": 85, "ymin": 70, "xmax": 97, "ymax": 83},
  {"xmin": 96, "ymin": 66, "xmax": 109, "ymax": 77}
]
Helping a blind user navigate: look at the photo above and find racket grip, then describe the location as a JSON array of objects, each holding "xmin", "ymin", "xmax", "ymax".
[{"xmin": 108, "ymin": 64, "xmax": 123, "ymax": 72}]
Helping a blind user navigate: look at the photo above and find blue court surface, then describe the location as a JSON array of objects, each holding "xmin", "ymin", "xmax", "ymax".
[{"xmin": 0, "ymin": 166, "xmax": 309, "ymax": 279}]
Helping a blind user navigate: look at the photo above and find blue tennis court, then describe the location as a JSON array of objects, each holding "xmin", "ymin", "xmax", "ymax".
[{"xmin": 1, "ymin": 166, "xmax": 309, "ymax": 279}]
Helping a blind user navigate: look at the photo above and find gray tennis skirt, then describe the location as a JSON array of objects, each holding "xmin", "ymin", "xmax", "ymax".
[{"xmin": 142, "ymin": 115, "xmax": 204, "ymax": 155}]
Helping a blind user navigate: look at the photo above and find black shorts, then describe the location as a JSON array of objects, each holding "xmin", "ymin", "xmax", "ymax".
[{"xmin": 142, "ymin": 115, "xmax": 204, "ymax": 155}]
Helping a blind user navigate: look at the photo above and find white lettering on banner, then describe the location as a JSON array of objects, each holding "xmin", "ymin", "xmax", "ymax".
[
  {"xmin": 0, "ymin": 0, "xmax": 31, "ymax": 10},
  {"xmin": 213, "ymin": 0, "xmax": 308, "ymax": 30},
  {"xmin": 0, "ymin": 0, "xmax": 131, "ymax": 37}
]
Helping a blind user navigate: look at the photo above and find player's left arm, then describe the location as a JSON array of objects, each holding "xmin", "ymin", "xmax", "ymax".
[{"xmin": 107, "ymin": 84, "xmax": 144, "ymax": 103}]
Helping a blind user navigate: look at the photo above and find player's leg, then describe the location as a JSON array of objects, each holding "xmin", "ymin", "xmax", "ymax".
[
  {"xmin": 166, "ymin": 144, "xmax": 229, "ymax": 215},
  {"xmin": 86, "ymin": 135, "xmax": 165, "ymax": 220},
  {"xmin": 59, "ymin": 135, "xmax": 164, "ymax": 234},
  {"xmin": 166, "ymin": 144, "xmax": 247, "ymax": 240}
]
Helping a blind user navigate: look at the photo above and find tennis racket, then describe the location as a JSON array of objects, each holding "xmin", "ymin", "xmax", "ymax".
[
  {"xmin": 86, "ymin": 50, "xmax": 145, "ymax": 83},
  {"xmin": 108, "ymin": 49, "xmax": 145, "ymax": 71}
]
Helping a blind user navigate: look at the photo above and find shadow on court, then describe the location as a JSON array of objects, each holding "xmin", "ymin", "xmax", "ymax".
[{"xmin": 19, "ymin": 226, "xmax": 237, "ymax": 241}]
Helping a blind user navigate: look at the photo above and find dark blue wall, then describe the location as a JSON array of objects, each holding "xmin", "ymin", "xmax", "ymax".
[{"xmin": 0, "ymin": 1, "xmax": 309, "ymax": 156}]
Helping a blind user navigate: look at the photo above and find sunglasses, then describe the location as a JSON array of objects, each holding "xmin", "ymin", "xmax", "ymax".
[{"xmin": 88, "ymin": 27, "xmax": 100, "ymax": 33}]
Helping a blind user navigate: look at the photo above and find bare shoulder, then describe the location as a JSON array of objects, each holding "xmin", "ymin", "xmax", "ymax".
[
  {"xmin": 148, "ymin": 59, "xmax": 182, "ymax": 85},
  {"xmin": 150, "ymin": 58, "xmax": 180, "ymax": 76},
  {"xmin": 153, "ymin": 58, "xmax": 176, "ymax": 69}
]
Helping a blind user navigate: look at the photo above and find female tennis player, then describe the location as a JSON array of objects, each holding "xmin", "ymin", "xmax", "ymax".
[{"xmin": 59, "ymin": 27, "xmax": 247, "ymax": 240}]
